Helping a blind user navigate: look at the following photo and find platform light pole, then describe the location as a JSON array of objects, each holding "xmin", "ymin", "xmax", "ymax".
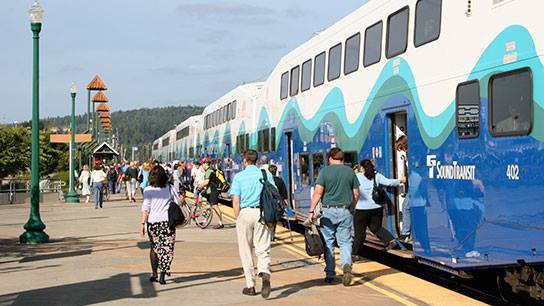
[
  {"xmin": 20, "ymin": 1, "xmax": 49, "ymax": 244},
  {"xmin": 65, "ymin": 83, "xmax": 80, "ymax": 203},
  {"xmin": 131, "ymin": 147, "xmax": 138, "ymax": 162}
]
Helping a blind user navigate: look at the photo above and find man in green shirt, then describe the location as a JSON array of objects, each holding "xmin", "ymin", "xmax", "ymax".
[
  {"xmin": 199, "ymin": 160, "xmax": 224, "ymax": 229},
  {"xmin": 308, "ymin": 147, "xmax": 359, "ymax": 286}
]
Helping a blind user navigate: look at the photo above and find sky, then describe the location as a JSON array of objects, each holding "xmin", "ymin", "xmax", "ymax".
[{"xmin": 0, "ymin": 0, "xmax": 367, "ymax": 123}]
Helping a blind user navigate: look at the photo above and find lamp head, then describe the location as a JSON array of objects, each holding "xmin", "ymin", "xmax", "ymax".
[
  {"xmin": 70, "ymin": 82, "xmax": 77, "ymax": 95},
  {"xmin": 28, "ymin": 1, "xmax": 44, "ymax": 24}
]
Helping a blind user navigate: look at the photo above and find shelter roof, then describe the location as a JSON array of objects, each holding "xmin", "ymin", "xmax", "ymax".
[
  {"xmin": 92, "ymin": 91, "xmax": 109, "ymax": 103},
  {"xmin": 87, "ymin": 75, "xmax": 107, "ymax": 90},
  {"xmin": 96, "ymin": 103, "xmax": 110, "ymax": 112}
]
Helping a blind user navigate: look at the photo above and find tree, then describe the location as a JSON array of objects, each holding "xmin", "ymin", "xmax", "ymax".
[{"xmin": 0, "ymin": 126, "xmax": 31, "ymax": 177}]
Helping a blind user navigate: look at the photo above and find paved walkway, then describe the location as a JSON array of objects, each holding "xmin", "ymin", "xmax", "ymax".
[{"xmin": 0, "ymin": 194, "xmax": 486, "ymax": 306}]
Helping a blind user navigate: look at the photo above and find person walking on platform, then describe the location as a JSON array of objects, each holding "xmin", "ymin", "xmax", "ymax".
[
  {"xmin": 268, "ymin": 164, "xmax": 287, "ymax": 241},
  {"xmin": 90, "ymin": 163, "xmax": 107, "ymax": 209},
  {"xmin": 230, "ymin": 150, "xmax": 277, "ymax": 298},
  {"xmin": 140, "ymin": 165, "xmax": 180, "ymax": 285},
  {"xmin": 78, "ymin": 164, "xmax": 91, "ymax": 204},
  {"xmin": 125, "ymin": 162, "xmax": 139, "ymax": 203},
  {"xmin": 199, "ymin": 160, "xmax": 224, "ymax": 229},
  {"xmin": 307, "ymin": 148, "xmax": 360, "ymax": 286},
  {"xmin": 106, "ymin": 163, "xmax": 118, "ymax": 194},
  {"xmin": 352, "ymin": 160, "xmax": 406, "ymax": 259}
]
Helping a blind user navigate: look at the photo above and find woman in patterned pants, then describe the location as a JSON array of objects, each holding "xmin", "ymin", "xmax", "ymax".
[{"xmin": 140, "ymin": 165, "xmax": 180, "ymax": 285}]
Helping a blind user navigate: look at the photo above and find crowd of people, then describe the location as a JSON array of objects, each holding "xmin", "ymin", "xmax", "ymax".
[{"xmin": 76, "ymin": 142, "xmax": 410, "ymax": 299}]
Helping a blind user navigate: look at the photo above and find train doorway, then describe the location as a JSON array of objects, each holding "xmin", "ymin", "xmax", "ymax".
[
  {"xmin": 285, "ymin": 132, "xmax": 295, "ymax": 209},
  {"xmin": 387, "ymin": 112, "xmax": 409, "ymax": 240}
]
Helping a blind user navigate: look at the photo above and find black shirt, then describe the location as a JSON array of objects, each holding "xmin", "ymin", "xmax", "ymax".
[{"xmin": 272, "ymin": 176, "xmax": 288, "ymax": 201}]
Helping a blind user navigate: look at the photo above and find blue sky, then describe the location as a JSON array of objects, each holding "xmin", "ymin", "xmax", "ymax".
[{"xmin": 0, "ymin": 1, "xmax": 367, "ymax": 123}]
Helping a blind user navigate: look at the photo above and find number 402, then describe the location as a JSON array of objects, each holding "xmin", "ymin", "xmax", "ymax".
[{"xmin": 506, "ymin": 164, "xmax": 520, "ymax": 180}]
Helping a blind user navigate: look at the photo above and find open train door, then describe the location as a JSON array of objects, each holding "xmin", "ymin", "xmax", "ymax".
[
  {"xmin": 284, "ymin": 131, "xmax": 295, "ymax": 210},
  {"xmin": 385, "ymin": 111, "xmax": 409, "ymax": 242}
]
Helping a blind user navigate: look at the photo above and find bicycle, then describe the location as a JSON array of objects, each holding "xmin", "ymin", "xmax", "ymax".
[{"xmin": 179, "ymin": 187, "xmax": 213, "ymax": 229}]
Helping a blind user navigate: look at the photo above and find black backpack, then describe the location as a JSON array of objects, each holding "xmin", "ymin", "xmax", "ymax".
[
  {"xmin": 259, "ymin": 169, "xmax": 284, "ymax": 228},
  {"xmin": 304, "ymin": 224, "xmax": 324, "ymax": 257}
]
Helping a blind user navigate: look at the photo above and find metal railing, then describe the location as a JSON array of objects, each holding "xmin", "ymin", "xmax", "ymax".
[{"xmin": 0, "ymin": 178, "xmax": 66, "ymax": 204}]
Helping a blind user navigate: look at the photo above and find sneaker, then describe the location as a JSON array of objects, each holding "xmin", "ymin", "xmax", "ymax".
[
  {"xmin": 352, "ymin": 254, "xmax": 362, "ymax": 262},
  {"xmin": 242, "ymin": 287, "xmax": 257, "ymax": 296},
  {"xmin": 324, "ymin": 276, "xmax": 334, "ymax": 284},
  {"xmin": 260, "ymin": 273, "xmax": 271, "ymax": 298},
  {"xmin": 385, "ymin": 240, "xmax": 399, "ymax": 251},
  {"xmin": 213, "ymin": 224, "xmax": 224, "ymax": 230},
  {"xmin": 342, "ymin": 264, "xmax": 352, "ymax": 286}
]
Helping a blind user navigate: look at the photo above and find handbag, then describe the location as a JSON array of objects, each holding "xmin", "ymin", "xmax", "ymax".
[
  {"xmin": 167, "ymin": 186, "xmax": 185, "ymax": 230},
  {"xmin": 304, "ymin": 224, "xmax": 324, "ymax": 257},
  {"xmin": 372, "ymin": 176, "xmax": 389, "ymax": 206}
]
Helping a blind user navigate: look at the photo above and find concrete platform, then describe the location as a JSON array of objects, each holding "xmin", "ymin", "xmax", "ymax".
[{"xmin": 0, "ymin": 194, "xmax": 486, "ymax": 306}]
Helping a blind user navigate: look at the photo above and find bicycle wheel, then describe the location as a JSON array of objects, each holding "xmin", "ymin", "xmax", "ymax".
[
  {"xmin": 194, "ymin": 201, "xmax": 213, "ymax": 229},
  {"xmin": 179, "ymin": 202, "xmax": 192, "ymax": 227}
]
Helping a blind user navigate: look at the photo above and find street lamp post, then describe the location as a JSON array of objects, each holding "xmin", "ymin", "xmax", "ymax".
[
  {"xmin": 20, "ymin": 1, "xmax": 49, "ymax": 244},
  {"xmin": 131, "ymin": 147, "xmax": 138, "ymax": 162},
  {"xmin": 65, "ymin": 83, "xmax": 80, "ymax": 203}
]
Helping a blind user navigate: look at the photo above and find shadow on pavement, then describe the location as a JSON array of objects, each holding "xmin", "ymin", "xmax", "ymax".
[{"xmin": 0, "ymin": 273, "xmax": 157, "ymax": 306}]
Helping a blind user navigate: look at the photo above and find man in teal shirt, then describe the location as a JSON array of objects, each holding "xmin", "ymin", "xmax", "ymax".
[{"xmin": 230, "ymin": 150, "xmax": 277, "ymax": 298}]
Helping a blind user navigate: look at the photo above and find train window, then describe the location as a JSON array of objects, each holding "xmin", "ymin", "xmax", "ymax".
[
  {"xmin": 189, "ymin": 147, "xmax": 194, "ymax": 158},
  {"xmin": 314, "ymin": 52, "xmax": 326, "ymax": 87},
  {"xmin": 489, "ymin": 68, "xmax": 533, "ymax": 137},
  {"xmin": 415, "ymin": 0, "xmax": 442, "ymax": 47},
  {"xmin": 301, "ymin": 59, "xmax": 312, "ymax": 92},
  {"xmin": 245, "ymin": 133, "xmax": 250, "ymax": 150},
  {"xmin": 456, "ymin": 80, "xmax": 480, "ymax": 138},
  {"xmin": 280, "ymin": 72, "xmax": 289, "ymax": 100},
  {"xmin": 344, "ymin": 33, "xmax": 360, "ymax": 75},
  {"xmin": 223, "ymin": 105, "xmax": 228, "ymax": 123},
  {"xmin": 290, "ymin": 65, "xmax": 300, "ymax": 97},
  {"xmin": 364, "ymin": 21, "xmax": 383, "ymax": 67},
  {"xmin": 343, "ymin": 151, "xmax": 358, "ymax": 168},
  {"xmin": 226, "ymin": 103, "xmax": 231, "ymax": 121},
  {"xmin": 328, "ymin": 43, "xmax": 342, "ymax": 81},
  {"xmin": 386, "ymin": 6, "xmax": 409, "ymax": 59},
  {"xmin": 264, "ymin": 129, "xmax": 270, "ymax": 152},
  {"xmin": 299, "ymin": 153, "xmax": 310, "ymax": 185},
  {"xmin": 312, "ymin": 153, "xmax": 324, "ymax": 183},
  {"xmin": 232, "ymin": 101, "xmax": 237, "ymax": 119},
  {"xmin": 270, "ymin": 127, "xmax": 276, "ymax": 152}
]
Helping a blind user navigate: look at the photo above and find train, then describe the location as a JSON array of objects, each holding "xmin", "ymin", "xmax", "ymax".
[{"xmin": 152, "ymin": 0, "xmax": 544, "ymax": 300}]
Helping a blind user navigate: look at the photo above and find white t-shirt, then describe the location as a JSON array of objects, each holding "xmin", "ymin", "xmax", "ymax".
[
  {"xmin": 142, "ymin": 186, "xmax": 180, "ymax": 223},
  {"xmin": 90, "ymin": 170, "xmax": 107, "ymax": 184}
]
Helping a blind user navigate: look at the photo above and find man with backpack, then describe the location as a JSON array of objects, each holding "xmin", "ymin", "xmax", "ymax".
[
  {"xmin": 199, "ymin": 160, "xmax": 224, "ymax": 229},
  {"xmin": 230, "ymin": 150, "xmax": 278, "ymax": 298},
  {"xmin": 106, "ymin": 163, "xmax": 118, "ymax": 194},
  {"xmin": 307, "ymin": 147, "xmax": 360, "ymax": 286}
]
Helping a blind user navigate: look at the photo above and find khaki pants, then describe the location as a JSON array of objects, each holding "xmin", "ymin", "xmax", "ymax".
[{"xmin": 236, "ymin": 207, "xmax": 272, "ymax": 288}]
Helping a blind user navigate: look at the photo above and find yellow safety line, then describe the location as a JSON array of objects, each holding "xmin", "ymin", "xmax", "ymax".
[{"xmin": 217, "ymin": 205, "xmax": 417, "ymax": 306}]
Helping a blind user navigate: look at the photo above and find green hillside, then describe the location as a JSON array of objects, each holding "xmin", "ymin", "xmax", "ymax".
[{"xmin": 38, "ymin": 105, "xmax": 204, "ymax": 152}]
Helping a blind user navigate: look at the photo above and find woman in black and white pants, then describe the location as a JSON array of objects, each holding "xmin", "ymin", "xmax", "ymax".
[{"xmin": 140, "ymin": 165, "xmax": 179, "ymax": 285}]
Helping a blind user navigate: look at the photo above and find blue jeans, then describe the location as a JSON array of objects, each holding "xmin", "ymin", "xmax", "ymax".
[
  {"xmin": 92, "ymin": 183, "xmax": 103, "ymax": 208},
  {"xmin": 319, "ymin": 207, "xmax": 353, "ymax": 277},
  {"xmin": 401, "ymin": 197, "xmax": 411, "ymax": 236},
  {"xmin": 108, "ymin": 180, "xmax": 116, "ymax": 194}
]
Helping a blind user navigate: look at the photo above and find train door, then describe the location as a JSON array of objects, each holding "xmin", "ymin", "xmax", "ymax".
[
  {"xmin": 387, "ymin": 112, "xmax": 408, "ymax": 239},
  {"xmin": 284, "ymin": 132, "xmax": 295, "ymax": 209}
]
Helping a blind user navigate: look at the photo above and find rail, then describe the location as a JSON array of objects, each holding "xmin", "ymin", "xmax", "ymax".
[{"xmin": 0, "ymin": 178, "xmax": 66, "ymax": 204}]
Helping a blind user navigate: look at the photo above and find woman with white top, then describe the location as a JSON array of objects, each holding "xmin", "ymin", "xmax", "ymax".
[
  {"xmin": 90, "ymin": 163, "xmax": 107, "ymax": 209},
  {"xmin": 78, "ymin": 164, "xmax": 91, "ymax": 204},
  {"xmin": 352, "ymin": 159, "xmax": 406, "ymax": 257},
  {"xmin": 140, "ymin": 165, "xmax": 180, "ymax": 285}
]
